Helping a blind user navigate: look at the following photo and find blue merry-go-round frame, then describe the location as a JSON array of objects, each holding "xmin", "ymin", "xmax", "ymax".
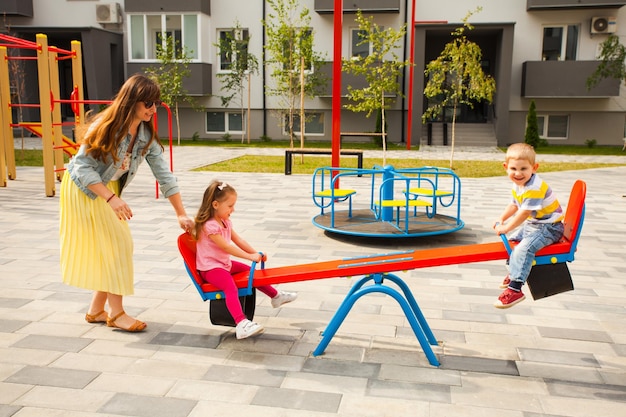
[{"xmin": 311, "ymin": 165, "xmax": 464, "ymax": 238}]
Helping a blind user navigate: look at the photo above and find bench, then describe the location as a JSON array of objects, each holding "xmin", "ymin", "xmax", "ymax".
[
  {"xmin": 284, "ymin": 148, "xmax": 363, "ymax": 175},
  {"xmin": 340, "ymin": 132, "xmax": 384, "ymax": 140}
]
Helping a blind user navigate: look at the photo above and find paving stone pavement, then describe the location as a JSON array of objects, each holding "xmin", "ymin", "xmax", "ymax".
[{"xmin": 1, "ymin": 144, "xmax": 626, "ymax": 417}]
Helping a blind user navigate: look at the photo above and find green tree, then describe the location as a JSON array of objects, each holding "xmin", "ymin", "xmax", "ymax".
[
  {"xmin": 423, "ymin": 7, "xmax": 496, "ymax": 169},
  {"xmin": 216, "ymin": 21, "xmax": 259, "ymax": 144},
  {"xmin": 342, "ymin": 10, "xmax": 409, "ymax": 163},
  {"xmin": 144, "ymin": 35, "xmax": 202, "ymax": 145},
  {"xmin": 587, "ymin": 34, "xmax": 626, "ymax": 89},
  {"xmin": 524, "ymin": 100, "xmax": 541, "ymax": 148},
  {"xmin": 263, "ymin": 0, "xmax": 325, "ymax": 148}
]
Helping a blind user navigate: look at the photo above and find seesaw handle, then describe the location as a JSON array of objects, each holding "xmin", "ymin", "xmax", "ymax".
[
  {"xmin": 495, "ymin": 223, "xmax": 513, "ymax": 255},
  {"xmin": 246, "ymin": 252, "xmax": 266, "ymax": 295}
]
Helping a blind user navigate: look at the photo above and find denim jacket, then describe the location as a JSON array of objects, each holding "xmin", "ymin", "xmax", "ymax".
[{"xmin": 67, "ymin": 122, "xmax": 179, "ymax": 199}]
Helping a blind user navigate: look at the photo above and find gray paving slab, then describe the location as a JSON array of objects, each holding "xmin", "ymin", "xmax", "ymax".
[{"xmin": 1, "ymin": 144, "xmax": 626, "ymax": 416}]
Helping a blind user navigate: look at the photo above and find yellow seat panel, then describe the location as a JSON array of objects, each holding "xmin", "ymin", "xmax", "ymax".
[
  {"xmin": 315, "ymin": 189, "xmax": 356, "ymax": 198},
  {"xmin": 405, "ymin": 187, "xmax": 452, "ymax": 197},
  {"xmin": 376, "ymin": 199, "xmax": 432, "ymax": 207}
]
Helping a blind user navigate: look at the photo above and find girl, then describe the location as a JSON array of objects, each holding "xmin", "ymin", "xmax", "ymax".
[
  {"xmin": 194, "ymin": 181, "xmax": 297, "ymax": 339},
  {"xmin": 59, "ymin": 74, "xmax": 194, "ymax": 332}
]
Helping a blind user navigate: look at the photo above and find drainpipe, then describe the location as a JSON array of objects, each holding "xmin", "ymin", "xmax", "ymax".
[
  {"xmin": 400, "ymin": 0, "xmax": 408, "ymax": 144},
  {"xmin": 262, "ymin": 1, "xmax": 267, "ymax": 137}
]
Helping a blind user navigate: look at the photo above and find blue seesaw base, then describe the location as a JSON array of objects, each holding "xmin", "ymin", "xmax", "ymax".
[{"xmin": 313, "ymin": 271, "xmax": 440, "ymax": 367}]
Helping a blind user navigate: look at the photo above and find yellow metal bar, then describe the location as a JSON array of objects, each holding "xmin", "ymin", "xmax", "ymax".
[
  {"xmin": 36, "ymin": 33, "xmax": 55, "ymax": 197},
  {"xmin": 0, "ymin": 47, "xmax": 9, "ymax": 187},
  {"xmin": 49, "ymin": 48, "xmax": 65, "ymax": 181},
  {"xmin": 0, "ymin": 46, "xmax": 16, "ymax": 184},
  {"xmin": 71, "ymin": 41, "xmax": 85, "ymax": 127}
]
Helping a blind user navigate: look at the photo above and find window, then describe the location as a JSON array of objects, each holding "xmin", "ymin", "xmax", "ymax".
[
  {"xmin": 206, "ymin": 111, "xmax": 244, "ymax": 133},
  {"xmin": 283, "ymin": 112, "xmax": 324, "ymax": 135},
  {"xmin": 542, "ymin": 25, "xmax": 578, "ymax": 61},
  {"xmin": 351, "ymin": 29, "xmax": 369, "ymax": 58},
  {"xmin": 350, "ymin": 27, "xmax": 383, "ymax": 59},
  {"xmin": 282, "ymin": 28, "xmax": 314, "ymax": 72},
  {"xmin": 218, "ymin": 28, "xmax": 250, "ymax": 72},
  {"xmin": 128, "ymin": 14, "xmax": 199, "ymax": 61},
  {"xmin": 537, "ymin": 115, "xmax": 569, "ymax": 139}
]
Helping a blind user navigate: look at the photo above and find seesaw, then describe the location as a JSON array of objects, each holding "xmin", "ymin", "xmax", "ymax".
[{"xmin": 178, "ymin": 180, "xmax": 586, "ymax": 367}]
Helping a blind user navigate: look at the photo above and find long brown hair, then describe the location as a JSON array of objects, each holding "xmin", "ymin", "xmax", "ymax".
[
  {"xmin": 77, "ymin": 73, "xmax": 162, "ymax": 163},
  {"xmin": 193, "ymin": 180, "xmax": 237, "ymax": 240}
]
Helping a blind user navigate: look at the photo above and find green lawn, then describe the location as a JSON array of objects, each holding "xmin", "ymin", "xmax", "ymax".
[
  {"xmin": 194, "ymin": 155, "xmax": 623, "ymax": 177},
  {"xmin": 13, "ymin": 143, "xmax": 625, "ymax": 177},
  {"xmin": 169, "ymin": 138, "xmax": 626, "ymax": 155}
]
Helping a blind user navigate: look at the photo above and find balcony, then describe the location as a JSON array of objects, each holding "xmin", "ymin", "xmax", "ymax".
[
  {"xmin": 126, "ymin": 62, "xmax": 212, "ymax": 96},
  {"xmin": 124, "ymin": 0, "xmax": 210, "ymax": 14},
  {"xmin": 316, "ymin": 61, "xmax": 399, "ymax": 98},
  {"xmin": 522, "ymin": 61, "xmax": 620, "ymax": 98},
  {"xmin": 527, "ymin": 0, "xmax": 626, "ymax": 10},
  {"xmin": 314, "ymin": 0, "xmax": 400, "ymax": 14},
  {"xmin": 0, "ymin": 0, "xmax": 33, "ymax": 17}
]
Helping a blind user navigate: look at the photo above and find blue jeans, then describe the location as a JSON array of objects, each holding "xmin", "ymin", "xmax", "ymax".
[{"xmin": 508, "ymin": 221, "xmax": 564, "ymax": 286}]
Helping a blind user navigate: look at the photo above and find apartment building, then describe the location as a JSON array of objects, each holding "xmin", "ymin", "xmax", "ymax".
[{"xmin": 2, "ymin": 0, "xmax": 625, "ymax": 147}]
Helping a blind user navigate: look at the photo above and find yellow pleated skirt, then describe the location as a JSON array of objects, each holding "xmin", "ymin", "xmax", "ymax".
[{"xmin": 59, "ymin": 171, "xmax": 134, "ymax": 295}]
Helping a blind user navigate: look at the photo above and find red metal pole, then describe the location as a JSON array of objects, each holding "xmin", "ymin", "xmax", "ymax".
[
  {"xmin": 406, "ymin": 0, "xmax": 416, "ymax": 149},
  {"xmin": 331, "ymin": 0, "xmax": 343, "ymax": 181}
]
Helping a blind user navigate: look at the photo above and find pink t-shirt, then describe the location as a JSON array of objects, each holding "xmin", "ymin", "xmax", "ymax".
[{"xmin": 196, "ymin": 218, "xmax": 232, "ymax": 271}]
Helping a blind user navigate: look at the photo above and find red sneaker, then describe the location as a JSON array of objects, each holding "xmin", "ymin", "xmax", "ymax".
[
  {"xmin": 499, "ymin": 275, "xmax": 511, "ymax": 289},
  {"xmin": 494, "ymin": 288, "xmax": 526, "ymax": 309}
]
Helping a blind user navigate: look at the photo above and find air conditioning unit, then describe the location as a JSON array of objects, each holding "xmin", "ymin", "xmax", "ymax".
[
  {"xmin": 96, "ymin": 3, "xmax": 121, "ymax": 24},
  {"xmin": 590, "ymin": 16, "xmax": 617, "ymax": 34}
]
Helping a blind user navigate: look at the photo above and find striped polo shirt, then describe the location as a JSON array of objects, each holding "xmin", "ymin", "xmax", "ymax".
[{"xmin": 511, "ymin": 174, "xmax": 563, "ymax": 224}]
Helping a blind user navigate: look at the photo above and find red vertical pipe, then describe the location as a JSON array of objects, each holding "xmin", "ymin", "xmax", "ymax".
[
  {"xmin": 406, "ymin": 0, "xmax": 416, "ymax": 149},
  {"xmin": 331, "ymin": 0, "xmax": 343, "ymax": 178}
]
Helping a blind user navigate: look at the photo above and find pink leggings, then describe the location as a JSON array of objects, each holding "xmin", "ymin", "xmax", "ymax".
[{"xmin": 199, "ymin": 260, "xmax": 277, "ymax": 324}]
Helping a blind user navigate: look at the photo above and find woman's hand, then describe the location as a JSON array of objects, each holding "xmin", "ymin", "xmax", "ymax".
[
  {"xmin": 108, "ymin": 196, "xmax": 133, "ymax": 220},
  {"xmin": 178, "ymin": 215, "xmax": 194, "ymax": 233}
]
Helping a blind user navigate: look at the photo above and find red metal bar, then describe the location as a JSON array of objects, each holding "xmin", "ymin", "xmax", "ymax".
[
  {"xmin": 8, "ymin": 103, "xmax": 40, "ymax": 108},
  {"xmin": 331, "ymin": 0, "xmax": 343, "ymax": 185},
  {"xmin": 5, "ymin": 56, "xmax": 38, "ymax": 60}
]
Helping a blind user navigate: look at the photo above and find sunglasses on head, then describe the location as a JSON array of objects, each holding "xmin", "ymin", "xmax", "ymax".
[{"xmin": 143, "ymin": 100, "xmax": 162, "ymax": 108}]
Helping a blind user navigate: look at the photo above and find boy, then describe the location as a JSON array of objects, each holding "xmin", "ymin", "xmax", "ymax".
[{"xmin": 493, "ymin": 143, "xmax": 564, "ymax": 308}]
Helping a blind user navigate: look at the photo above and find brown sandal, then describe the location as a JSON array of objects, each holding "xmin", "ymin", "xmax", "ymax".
[
  {"xmin": 85, "ymin": 310, "xmax": 109, "ymax": 324},
  {"xmin": 106, "ymin": 310, "xmax": 147, "ymax": 332}
]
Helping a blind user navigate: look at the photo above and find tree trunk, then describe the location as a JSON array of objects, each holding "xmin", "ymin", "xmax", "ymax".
[
  {"xmin": 247, "ymin": 71, "xmax": 251, "ymax": 144},
  {"xmin": 300, "ymin": 56, "xmax": 305, "ymax": 149},
  {"xmin": 381, "ymin": 93, "xmax": 387, "ymax": 166},
  {"xmin": 450, "ymin": 102, "xmax": 457, "ymax": 169},
  {"xmin": 175, "ymin": 102, "xmax": 181, "ymax": 146}
]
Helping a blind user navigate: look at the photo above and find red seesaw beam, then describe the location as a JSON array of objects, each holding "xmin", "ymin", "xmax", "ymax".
[{"xmin": 181, "ymin": 235, "xmax": 572, "ymax": 294}]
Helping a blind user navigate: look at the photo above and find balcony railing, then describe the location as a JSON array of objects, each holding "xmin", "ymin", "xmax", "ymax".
[
  {"xmin": 314, "ymin": 0, "xmax": 400, "ymax": 14},
  {"xmin": 527, "ymin": 0, "xmax": 626, "ymax": 10},
  {"xmin": 522, "ymin": 61, "xmax": 620, "ymax": 97},
  {"xmin": 0, "ymin": 0, "xmax": 34, "ymax": 17},
  {"xmin": 126, "ymin": 62, "xmax": 212, "ymax": 96}
]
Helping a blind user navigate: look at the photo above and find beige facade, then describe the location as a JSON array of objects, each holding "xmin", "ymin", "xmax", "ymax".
[{"xmin": 2, "ymin": 0, "xmax": 625, "ymax": 146}]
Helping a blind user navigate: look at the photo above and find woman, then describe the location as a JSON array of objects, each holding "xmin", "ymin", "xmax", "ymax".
[{"xmin": 59, "ymin": 74, "xmax": 194, "ymax": 332}]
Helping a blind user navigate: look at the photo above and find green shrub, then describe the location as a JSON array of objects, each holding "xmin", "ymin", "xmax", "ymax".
[
  {"xmin": 524, "ymin": 100, "xmax": 541, "ymax": 148},
  {"xmin": 585, "ymin": 139, "xmax": 597, "ymax": 148}
]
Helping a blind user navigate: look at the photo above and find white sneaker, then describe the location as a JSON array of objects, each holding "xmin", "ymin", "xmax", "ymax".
[
  {"xmin": 271, "ymin": 291, "xmax": 297, "ymax": 308},
  {"xmin": 235, "ymin": 319, "xmax": 264, "ymax": 339}
]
